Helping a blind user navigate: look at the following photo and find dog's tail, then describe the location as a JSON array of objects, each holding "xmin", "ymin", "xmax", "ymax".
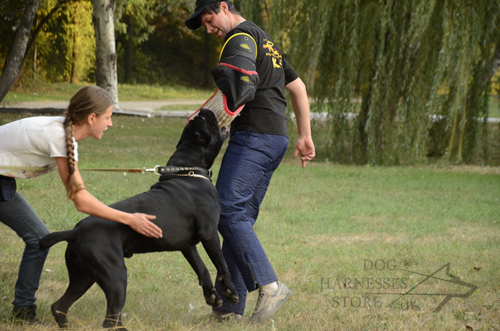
[{"xmin": 39, "ymin": 230, "xmax": 75, "ymax": 250}]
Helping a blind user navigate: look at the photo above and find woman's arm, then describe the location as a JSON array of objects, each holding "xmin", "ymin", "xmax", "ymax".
[
  {"xmin": 285, "ymin": 77, "xmax": 316, "ymax": 168},
  {"xmin": 56, "ymin": 157, "xmax": 163, "ymax": 238}
]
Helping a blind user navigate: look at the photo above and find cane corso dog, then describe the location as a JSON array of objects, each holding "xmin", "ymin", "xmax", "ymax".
[{"xmin": 40, "ymin": 109, "xmax": 238, "ymax": 330}]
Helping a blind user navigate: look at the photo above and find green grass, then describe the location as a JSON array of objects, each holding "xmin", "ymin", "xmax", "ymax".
[
  {"xmin": 158, "ymin": 104, "xmax": 204, "ymax": 111},
  {"xmin": 3, "ymin": 82, "xmax": 499, "ymax": 118},
  {"xmin": 488, "ymin": 97, "xmax": 500, "ymax": 118},
  {"xmin": 0, "ymin": 113, "xmax": 499, "ymax": 331}
]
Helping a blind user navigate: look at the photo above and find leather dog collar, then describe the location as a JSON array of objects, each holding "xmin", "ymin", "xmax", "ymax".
[{"xmin": 157, "ymin": 166, "xmax": 212, "ymax": 181}]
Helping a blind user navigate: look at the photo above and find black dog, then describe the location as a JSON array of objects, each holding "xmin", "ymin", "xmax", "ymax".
[{"xmin": 40, "ymin": 109, "xmax": 238, "ymax": 330}]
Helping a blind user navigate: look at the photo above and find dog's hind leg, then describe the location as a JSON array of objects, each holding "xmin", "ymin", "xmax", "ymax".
[
  {"xmin": 51, "ymin": 249, "xmax": 95, "ymax": 328},
  {"xmin": 181, "ymin": 246, "xmax": 223, "ymax": 307},
  {"xmin": 200, "ymin": 229, "xmax": 239, "ymax": 303},
  {"xmin": 94, "ymin": 258, "xmax": 128, "ymax": 331}
]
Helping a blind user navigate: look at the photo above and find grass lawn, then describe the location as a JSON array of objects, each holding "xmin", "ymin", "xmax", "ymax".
[
  {"xmin": 489, "ymin": 96, "xmax": 500, "ymax": 118},
  {"xmin": 2, "ymin": 82, "xmax": 499, "ymax": 118},
  {"xmin": 0, "ymin": 112, "xmax": 499, "ymax": 331}
]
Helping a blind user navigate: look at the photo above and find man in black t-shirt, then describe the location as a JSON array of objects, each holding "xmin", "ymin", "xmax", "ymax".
[{"xmin": 186, "ymin": 0, "xmax": 315, "ymax": 325}]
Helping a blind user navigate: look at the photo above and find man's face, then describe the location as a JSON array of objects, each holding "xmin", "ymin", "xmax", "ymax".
[{"xmin": 200, "ymin": 4, "xmax": 231, "ymax": 40}]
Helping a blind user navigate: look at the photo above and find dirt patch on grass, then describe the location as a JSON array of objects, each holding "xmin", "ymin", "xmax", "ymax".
[{"xmin": 308, "ymin": 233, "xmax": 403, "ymax": 246}]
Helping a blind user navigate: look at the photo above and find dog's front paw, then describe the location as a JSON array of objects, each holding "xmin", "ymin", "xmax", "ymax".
[
  {"xmin": 205, "ymin": 289, "xmax": 223, "ymax": 307},
  {"xmin": 224, "ymin": 288, "xmax": 239, "ymax": 303}
]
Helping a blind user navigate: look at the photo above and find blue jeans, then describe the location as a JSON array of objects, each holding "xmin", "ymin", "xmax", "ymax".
[
  {"xmin": 0, "ymin": 192, "xmax": 50, "ymax": 307},
  {"xmin": 214, "ymin": 130, "xmax": 288, "ymax": 315}
]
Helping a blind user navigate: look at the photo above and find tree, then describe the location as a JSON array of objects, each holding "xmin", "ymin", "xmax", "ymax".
[
  {"xmin": 114, "ymin": 0, "xmax": 218, "ymax": 86},
  {"xmin": 0, "ymin": 0, "xmax": 42, "ymax": 101},
  {"xmin": 242, "ymin": 0, "xmax": 500, "ymax": 165},
  {"xmin": 114, "ymin": 0, "xmax": 157, "ymax": 84},
  {"xmin": 92, "ymin": 0, "xmax": 119, "ymax": 109}
]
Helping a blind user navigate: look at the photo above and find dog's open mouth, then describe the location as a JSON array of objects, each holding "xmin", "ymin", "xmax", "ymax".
[{"xmin": 195, "ymin": 108, "xmax": 229, "ymax": 141}]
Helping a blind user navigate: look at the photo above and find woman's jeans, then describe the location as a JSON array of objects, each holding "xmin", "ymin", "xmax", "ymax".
[
  {"xmin": 213, "ymin": 130, "xmax": 288, "ymax": 314},
  {"xmin": 0, "ymin": 192, "xmax": 50, "ymax": 307}
]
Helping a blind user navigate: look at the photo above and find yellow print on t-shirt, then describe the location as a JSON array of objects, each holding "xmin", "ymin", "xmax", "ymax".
[{"xmin": 263, "ymin": 39, "xmax": 282, "ymax": 69}]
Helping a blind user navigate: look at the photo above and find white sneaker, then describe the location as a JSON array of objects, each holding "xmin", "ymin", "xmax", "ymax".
[{"xmin": 249, "ymin": 281, "xmax": 291, "ymax": 325}]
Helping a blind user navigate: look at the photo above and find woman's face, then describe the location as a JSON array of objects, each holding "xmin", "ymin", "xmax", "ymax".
[{"xmin": 89, "ymin": 105, "xmax": 113, "ymax": 139}]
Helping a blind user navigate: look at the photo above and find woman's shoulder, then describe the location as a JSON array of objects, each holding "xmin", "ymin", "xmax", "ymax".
[
  {"xmin": 27, "ymin": 116, "xmax": 65, "ymax": 130},
  {"xmin": 6, "ymin": 116, "xmax": 64, "ymax": 127},
  {"xmin": 0, "ymin": 116, "xmax": 63, "ymax": 134}
]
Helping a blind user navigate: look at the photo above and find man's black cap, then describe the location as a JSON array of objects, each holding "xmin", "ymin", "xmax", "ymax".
[{"xmin": 185, "ymin": 0, "xmax": 222, "ymax": 30}]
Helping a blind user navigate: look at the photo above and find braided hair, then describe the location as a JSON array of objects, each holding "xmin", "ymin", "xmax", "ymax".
[{"xmin": 63, "ymin": 86, "xmax": 112, "ymax": 199}]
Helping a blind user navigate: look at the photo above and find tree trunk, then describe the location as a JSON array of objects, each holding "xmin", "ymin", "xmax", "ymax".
[
  {"xmin": 11, "ymin": 0, "xmax": 71, "ymax": 89},
  {"xmin": 125, "ymin": 16, "xmax": 133, "ymax": 83},
  {"xmin": 92, "ymin": 0, "xmax": 119, "ymax": 109},
  {"xmin": 204, "ymin": 32, "xmax": 210, "ymax": 87},
  {"xmin": 0, "ymin": 0, "xmax": 42, "ymax": 102},
  {"xmin": 70, "ymin": 22, "xmax": 78, "ymax": 84},
  {"xmin": 32, "ymin": 46, "xmax": 37, "ymax": 80}
]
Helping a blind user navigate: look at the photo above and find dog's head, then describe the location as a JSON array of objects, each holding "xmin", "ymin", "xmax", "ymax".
[{"xmin": 167, "ymin": 108, "xmax": 229, "ymax": 169}]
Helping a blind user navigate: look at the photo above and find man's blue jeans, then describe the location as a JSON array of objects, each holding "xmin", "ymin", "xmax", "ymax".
[
  {"xmin": 214, "ymin": 130, "xmax": 288, "ymax": 315},
  {"xmin": 0, "ymin": 192, "xmax": 50, "ymax": 307}
]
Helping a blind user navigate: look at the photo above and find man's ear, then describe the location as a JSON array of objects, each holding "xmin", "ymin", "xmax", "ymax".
[{"xmin": 220, "ymin": 1, "xmax": 228, "ymax": 13}]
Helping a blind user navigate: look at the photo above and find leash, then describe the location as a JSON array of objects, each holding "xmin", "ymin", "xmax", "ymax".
[
  {"xmin": 0, "ymin": 165, "xmax": 150, "ymax": 174},
  {"xmin": 80, "ymin": 166, "xmax": 160, "ymax": 174},
  {"xmin": 1, "ymin": 165, "xmax": 212, "ymax": 180},
  {"xmin": 83, "ymin": 165, "xmax": 213, "ymax": 180}
]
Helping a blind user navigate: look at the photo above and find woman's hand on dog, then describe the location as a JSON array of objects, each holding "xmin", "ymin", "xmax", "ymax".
[
  {"xmin": 128, "ymin": 214, "xmax": 163, "ymax": 238},
  {"xmin": 56, "ymin": 158, "xmax": 162, "ymax": 238}
]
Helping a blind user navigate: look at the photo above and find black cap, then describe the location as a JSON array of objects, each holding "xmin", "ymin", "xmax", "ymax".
[{"xmin": 185, "ymin": 0, "xmax": 222, "ymax": 30}]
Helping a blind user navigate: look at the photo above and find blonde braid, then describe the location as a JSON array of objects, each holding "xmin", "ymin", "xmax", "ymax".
[{"xmin": 63, "ymin": 116, "xmax": 83, "ymax": 199}]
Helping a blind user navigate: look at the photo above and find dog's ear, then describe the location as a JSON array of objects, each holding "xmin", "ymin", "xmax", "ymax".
[{"xmin": 194, "ymin": 130, "xmax": 211, "ymax": 145}]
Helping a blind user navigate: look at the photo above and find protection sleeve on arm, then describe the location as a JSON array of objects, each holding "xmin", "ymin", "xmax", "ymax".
[{"xmin": 210, "ymin": 33, "xmax": 260, "ymax": 111}]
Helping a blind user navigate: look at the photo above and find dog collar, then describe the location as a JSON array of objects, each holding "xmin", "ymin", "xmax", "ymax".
[{"xmin": 157, "ymin": 166, "xmax": 212, "ymax": 181}]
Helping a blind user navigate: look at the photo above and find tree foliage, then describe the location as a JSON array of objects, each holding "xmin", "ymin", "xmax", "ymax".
[
  {"xmin": 0, "ymin": 0, "xmax": 217, "ymax": 88},
  {"xmin": 0, "ymin": 0, "xmax": 94, "ymax": 85},
  {"xmin": 242, "ymin": 0, "xmax": 500, "ymax": 165},
  {"xmin": 35, "ymin": 0, "xmax": 95, "ymax": 83},
  {"xmin": 0, "ymin": 0, "xmax": 42, "ymax": 99},
  {"xmin": 1, "ymin": 0, "xmax": 499, "ymax": 165},
  {"xmin": 114, "ymin": 0, "xmax": 220, "ymax": 87}
]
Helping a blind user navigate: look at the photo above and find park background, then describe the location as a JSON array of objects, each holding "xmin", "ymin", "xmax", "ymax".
[{"xmin": 1, "ymin": 0, "xmax": 500, "ymax": 330}]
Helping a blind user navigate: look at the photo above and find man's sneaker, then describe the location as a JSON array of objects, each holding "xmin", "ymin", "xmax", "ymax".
[
  {"xmin": 12, "ymin": 304, "xmax": 43, "ymax": 324},
  {"xmin": 211, "ymin": 310, "xmax": 243, "ymax": 323},
  {"xmin": 249, "ymin": 281, "xmax": 291, "ymax": 325}
]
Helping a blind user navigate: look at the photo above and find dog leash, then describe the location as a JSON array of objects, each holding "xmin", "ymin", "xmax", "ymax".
[
  {"xmin": 1, "ymin": 165, "xmax": 212, "ymax": 180},
  {"xmin": 82, "ymin": 165, "xmax": 212, "ymax": 179},
  {"xmin": 80, "ymin": 166, "xmax": 160, "ymax": 174},
  {"xmin": 0, "ymin": 165, "xmax": 152, "ymax": 174}
]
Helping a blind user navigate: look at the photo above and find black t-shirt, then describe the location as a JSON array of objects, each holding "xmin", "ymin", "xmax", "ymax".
[{"xmin": 226, "ymin": 21, "xmax": 299, "ymax": 137}]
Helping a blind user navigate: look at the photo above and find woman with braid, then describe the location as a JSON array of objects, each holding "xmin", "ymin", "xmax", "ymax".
[{"xmin": 0, "ymin": 85, "xmax": 162, "ymax": 324}]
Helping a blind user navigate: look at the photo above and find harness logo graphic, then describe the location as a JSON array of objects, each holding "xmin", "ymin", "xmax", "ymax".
[
  {"xmin": 322, "ymin": 260, "xmax": 478, "ymax": 312},
  {"xmin": 239, "ymin": 43, "xmax": 251, "ymax": 51},
  {"xmin": 263, "ymin": 39, "xmax": 282, "ymax": 69},
  {"xmin": 373, "ymin": 262, "xmax": 478, "ymax": 312},
  {"xmin": 240, "ymin": 76, "xmax": 250, "ymax": 83}
]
